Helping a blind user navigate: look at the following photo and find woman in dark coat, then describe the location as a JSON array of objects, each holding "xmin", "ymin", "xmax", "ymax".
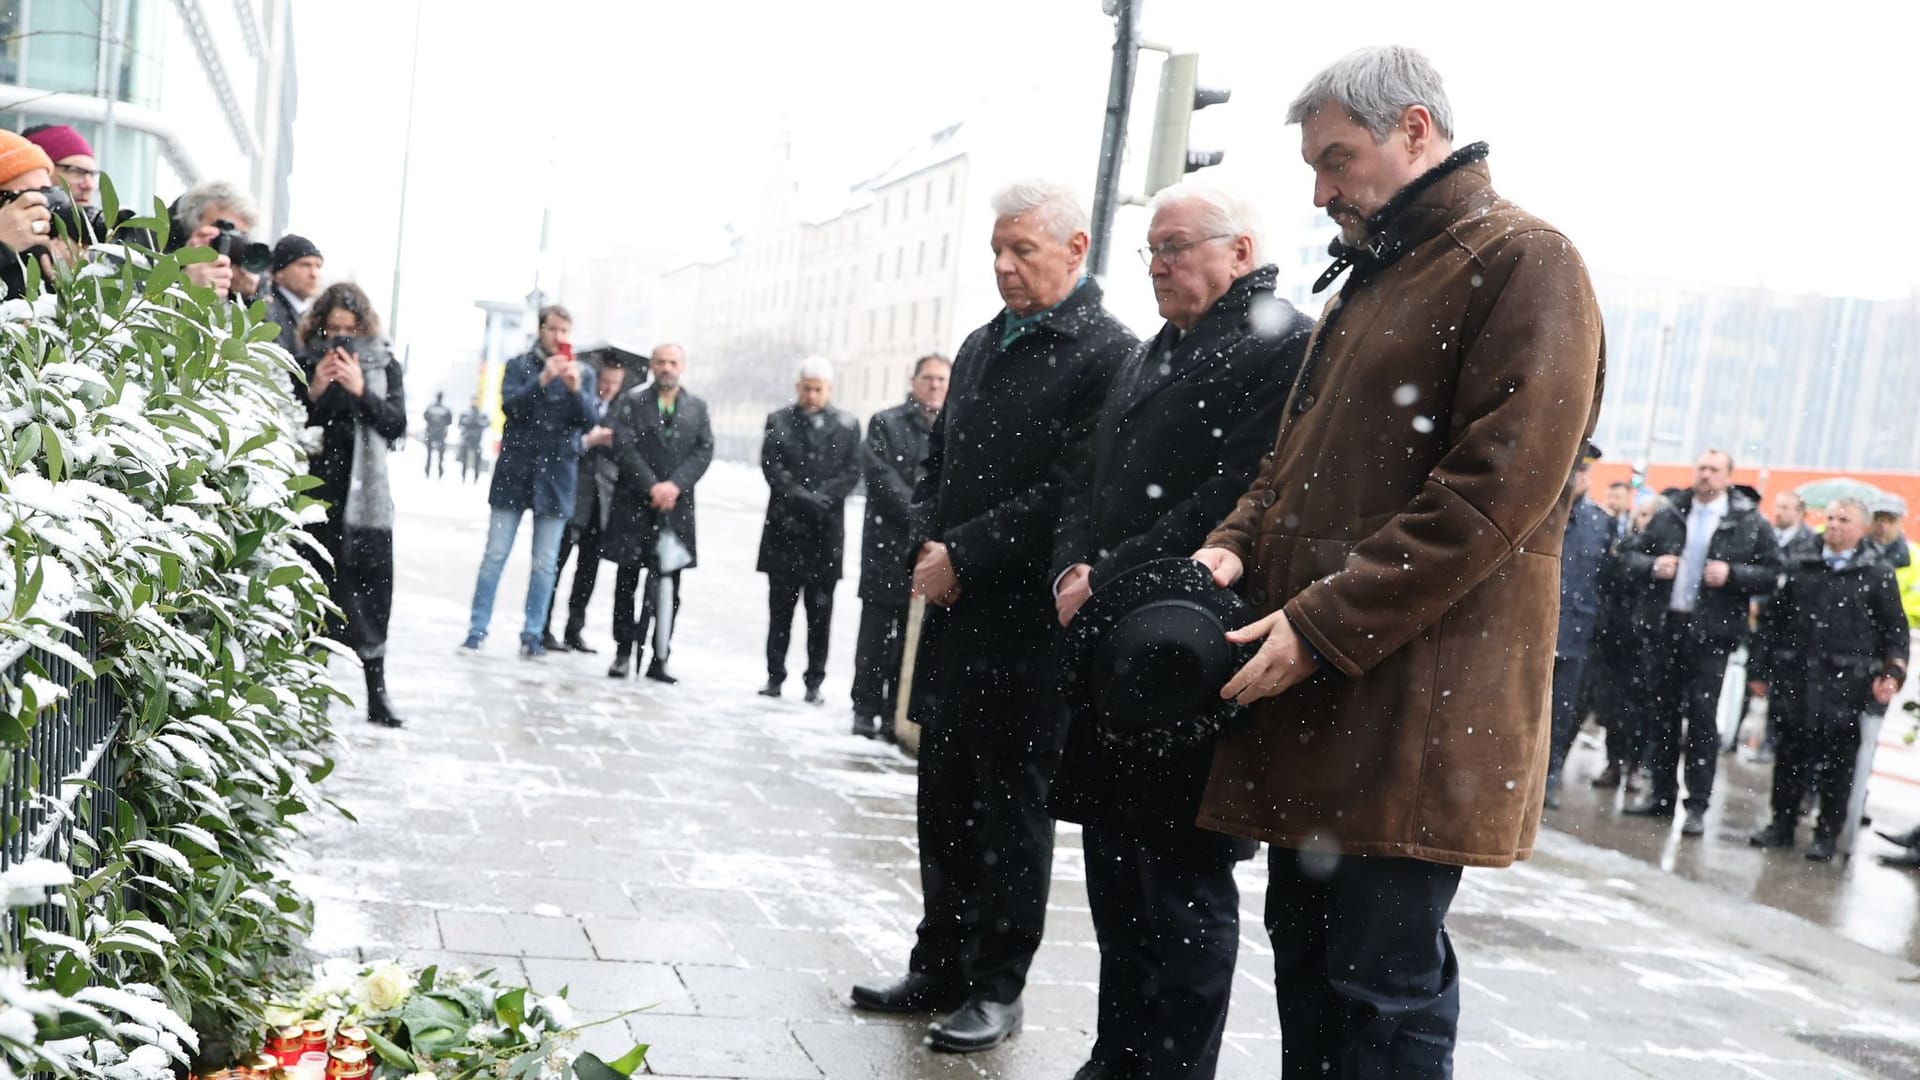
[{"xmin": 299, "ymin": 283, "xmax": 408, "ymax": 726}]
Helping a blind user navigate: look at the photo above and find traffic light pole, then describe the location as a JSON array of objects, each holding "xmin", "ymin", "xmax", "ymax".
[{"xmin": 1088, "ymin": 0, "xmax": 1142, "ymax": 277}]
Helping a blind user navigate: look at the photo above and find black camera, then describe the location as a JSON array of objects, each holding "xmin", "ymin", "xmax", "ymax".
[
  {"xmin": 0, "ymin": 185, "xmax": 99, "ymax": 252},
  {"xmin": 211, "ymin": 218, "xmax": 272, "ymax": 275}
]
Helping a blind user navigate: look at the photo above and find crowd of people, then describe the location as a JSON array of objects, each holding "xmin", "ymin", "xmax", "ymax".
[
  {"xmin": 12, "ymin": 41, "xmax": 1920, "ymax": 1080},
  {"xmin": 1543, "ymin": 448, "xmax": 1919, "ymax": 860}
]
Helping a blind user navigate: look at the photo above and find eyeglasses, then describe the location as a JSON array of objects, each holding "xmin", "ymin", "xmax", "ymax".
[
  {"xmin": 55, "ymin": 163, "xmax": 100, "ymax": 182},
  {"xmin": 1138, "ymin": 233, "xmax": 1231, "ymax": 268}
]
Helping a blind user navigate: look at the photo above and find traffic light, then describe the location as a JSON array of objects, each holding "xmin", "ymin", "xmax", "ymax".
[{"xmin": 1143, "ymin": 52, "xmax": 1230, "ymax": 195}]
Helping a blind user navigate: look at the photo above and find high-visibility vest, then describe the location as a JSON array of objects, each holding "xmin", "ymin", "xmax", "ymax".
[{"xmin": 1898, "ymin": 542, "xmax": 1920, "ymax": 629}]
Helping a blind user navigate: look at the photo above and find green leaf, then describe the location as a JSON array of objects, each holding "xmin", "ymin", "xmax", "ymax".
[
  {"xmin": 363, "ymin": 1025, "xmax": 413, "ymax": 1069},
  {"xmin": 39, "ymin": 423, "xmax": 64, "ymax": 482},
  {"xmin": 494, "ymin": 986, "xmax": 526, "ymax": 1030},
  {"xmin": 52, "ymin": 952, "xmax": 88, "ymax": 996},
  {"xmin": 574, "ymin": 1048, "xmax": 649, "ymax": 1080},
  {"xmin": 12, "ymin": 422, "xmax": 42, "ymax": 471},
  {"xmin": 417, "ymin": 963, "xmax": 438, "ymax": 991}
]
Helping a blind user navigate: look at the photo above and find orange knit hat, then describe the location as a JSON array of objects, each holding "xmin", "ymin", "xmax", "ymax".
[{"xmin": 0, "ymin": 130, "xmax": 55, "ymax": 187}]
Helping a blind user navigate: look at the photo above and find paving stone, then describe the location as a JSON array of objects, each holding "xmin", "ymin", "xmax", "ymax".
[
  {"xmin": 726, "ymin": 927, "xmax": 877, "ymax": 975},
  {"xmin": 676, "ymin": 966, "xmax": 850, "ymax": 1021},
  {"xmin": 436, "ymin": 910, "xmax": 594, "ymax": 959},
  {"xmin": 583, "ymin": 916, "xmax": 741, "ymax": 966},
  {"xmin": 485, "ymin": 875, "xmax": 640, "ymax": 918},
  {"xmin": 626, "ymin": 884, "xmax": 773, "ymax": 927},
  {"xmin": 623, "ymin": 1014, "xmax": 820, "ymax": 1078},
  {"xmin": 520, "ymin": 957, "xmax": 691, "ymax": 1014},
  {"xmin": 309, "ymin": 899, "xmax": 441, "ymax": 953},
  {"xmin": 786, "ymin": 1022, "xmax": 976, "ymax": 1080}
]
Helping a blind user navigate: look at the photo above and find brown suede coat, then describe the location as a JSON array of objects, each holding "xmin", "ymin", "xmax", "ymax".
[{"xmin": 1198, "ymin": 150, "xmax": 1606, "ymax": 868}]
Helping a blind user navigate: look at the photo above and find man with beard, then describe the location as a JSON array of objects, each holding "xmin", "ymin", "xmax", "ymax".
[
  {"xmin": 1049, "ymin": 180, "xmax": 1311, "ymax": 1080},
  {"xmin": 1190, "ymin": 47, "xmax": 1604, "ymax": 1077},
  {"xmin": 849, "ymin": 179, "xmax": 1134, "ymax": 1053},
  {"xmin": 603, "ymin": 345, "xmax": 713, "ymax": 682},
  {"xmin": 1620, "ymin": 450, "xmax": 1779, "ymax": 831}
]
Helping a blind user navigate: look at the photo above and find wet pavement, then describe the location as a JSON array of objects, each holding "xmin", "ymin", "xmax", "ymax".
[{"xmin": 296, "ymin": 458, "xmax": 1920, "ymax": 1079}]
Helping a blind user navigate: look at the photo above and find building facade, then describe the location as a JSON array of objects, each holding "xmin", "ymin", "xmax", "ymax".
[{"xmin": 1, "ymin": 0, "xmax": 298, "ymax": 234}]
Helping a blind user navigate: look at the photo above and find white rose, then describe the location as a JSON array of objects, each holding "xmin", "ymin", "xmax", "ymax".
[{"xmin": 362, "ymin": 963, "xmax": 412, "ymax": 1012}]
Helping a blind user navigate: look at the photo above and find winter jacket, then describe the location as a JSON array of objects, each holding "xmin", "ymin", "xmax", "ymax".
[
  {"xmin": 488, "ymin": 349, "xmax": 598, "ymax": 518},
  {"xmin": 1556, "ymin": 499, "xmax": 1615, "ymax": 660},
  {"xmin": 1750, "ymin": 541, "xmax": 1910, "ymax": 714},
  {"xmin": 857, "ymin": 399, "xmax": 934, "ymax": 603},
  {"xmin": 1197, "ymin": 145, "xmax": 1606, "ymax": 868},
  {"xmin": 602, "ymin": 387, "xmax": 714, "ymax": 569},
  {"xmin": 756, "ymin": 403, "xmax": 862, "ymax": 584},
  {"xmin": 1619, "ymin": 486, "xmax": 1781, "ymax": 648}
]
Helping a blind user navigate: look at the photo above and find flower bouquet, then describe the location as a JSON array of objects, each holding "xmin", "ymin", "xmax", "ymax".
[{"xmin": 206, "ymin": 960, "xmax": 646, "ymax": 1080}]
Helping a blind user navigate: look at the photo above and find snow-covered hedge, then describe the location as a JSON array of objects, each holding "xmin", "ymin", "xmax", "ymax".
[{"xmin": 0, "ymin": 195, "xmax": 342, "ymax": 1075}]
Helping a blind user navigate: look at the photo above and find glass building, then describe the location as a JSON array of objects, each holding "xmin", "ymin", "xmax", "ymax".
[{"xmin": 0, "ymin": 0, "xmax": 297, "ymax": 235}]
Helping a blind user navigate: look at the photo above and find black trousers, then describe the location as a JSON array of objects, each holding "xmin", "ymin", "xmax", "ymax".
[
  {"xmin": 851, "ymin": 600, "xmax": 908, "ymax": 718},
  {"xmin": 1545, "ymin": 655, "xmax": 1587, "ymax": 788},
  {"xmin": 614, "ymin": 563, "xmax": 684, "ymax": 661},
  {"xmin": 458, "ymin": 442, "xmax": 483, "ymax": 482},
  {"xmin": 910, "ymin": 720, "xmax": 1060, "ymax": 1004},
  {"xmin": 1084, "ymin": 825, "xmax": 1240, "ymax": 1080},
  {"xmin": 1769, "ymin": 662, "xmax": 1870, "ymax": 839},
  {"xmin": 766, "ymin": 576, "xmax": 834, "ymax": 689},
  {"xmin": 543, "ymin": 520, "xmax": 604, "ymax": 640},
  {"xmin": 305, "ymin": 520, "xmax": 394, "ymax": 660},
  {"xmin": 424, "ymin": 439, "xmax": 447, "ymax": 477},
  {"xmin": 1642, "ymin": 613, "xmax": 1732, "ymax": 812},
  {"xmin": 1267, "ymin": 848, "xmax": 1462, "ymax": 1079}
]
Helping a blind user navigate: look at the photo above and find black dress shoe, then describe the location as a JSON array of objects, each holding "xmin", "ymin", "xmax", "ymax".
[
  {"xmin": 606, "ymin": 644, "xmax": 633, "ymax": 679},
  {"xmin": 929, "ymin": 997, "xmax": 1022, "ymax": 1053},
  {"xmin": 564, "ymin": 635, "xmax": 598, "ymax": 655},
  {"xmin": 758, "ymin": 680, "xmax": 783, "ymax": 698},
  {"xmin": 848, "ymin": 973, "xmax": 966, "ymax": 1014},
  {"xmin": 645, "ymin": 661, "xmax": 679, "ymax": 685},
  {"xmin": 541, "ymin": 632, "xmax": 567, "ymax": 653},
  {"xmin": 1749, "ymin": 821, "xmax": 1795, "ymax": 848},
  {"xmin": 1805, "ymin": 835, "xmax": 1837, "ymax": 862},
  {"xmin": 851, "ymin": 713, "xmax": 878, "ymax": 738},
  {"xmin": 1680, "ymin": 808, "xmax": 1706, "ymax": 837},
  {"xmin": 804, "ymin": 686, "xmax": 825, "ymax": 706}
]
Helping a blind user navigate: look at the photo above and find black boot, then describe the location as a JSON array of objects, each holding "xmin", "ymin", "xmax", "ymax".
[
  {"xmin": 644, "ymin": 659, "xmax": 679, "ymax": 685},
  {"xmin": 365, "ymin": 658, "xmax": 403, "ymax": 728},
  {"xmin": 607, "ymin": 642, "xmax": 633, "ymax": 679}
]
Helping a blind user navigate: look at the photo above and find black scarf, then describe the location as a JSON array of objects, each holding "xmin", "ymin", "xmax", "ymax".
[{"xmin": 1312, "ymin": 141, "xmax": 1492, "ymax": 294}]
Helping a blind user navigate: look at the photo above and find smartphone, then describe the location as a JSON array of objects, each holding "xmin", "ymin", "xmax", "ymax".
[{"xmin": 557, "ymin": 342, "xmax": 574, "ymax": 362}]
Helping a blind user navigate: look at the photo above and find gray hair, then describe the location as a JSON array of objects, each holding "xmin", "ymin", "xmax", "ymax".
[
  {"xmin": 1286, "ymin": 45, "xmax": 1455, "ymax": 143},
  {"xmin": 1635, "ymin": 493, "xmax": 1671, "ymax": 517},
  {"xmin": 796, "ymin": 356, "xmax": 834, "ymax": 383},
  {"xmin": 1829, "ymin": 496, "xmax": 1870, "ymax": 519},
  {"xmin": 989, "ymin": 179, "xmax": 1090, "ymax": 244},
  {"xmin": 174, "ymin": 179, "xmax": 260, "ymax": 233},
  {"xmin": 652, "ymin": 342, "xmax": 687, "ymax": 360},
  {"xmin": 1147, "ymin": 180, "xmax": 1265, "ymax": 264}
]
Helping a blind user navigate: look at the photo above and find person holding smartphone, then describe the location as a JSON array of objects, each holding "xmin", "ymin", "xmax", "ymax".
[
  {"xmin": 297, "ymin": 283, "xmax": 409, "ymax": 726},
  {"xmin": 461, "ymin": 305, "xmax": 598, "ymax": 658}
]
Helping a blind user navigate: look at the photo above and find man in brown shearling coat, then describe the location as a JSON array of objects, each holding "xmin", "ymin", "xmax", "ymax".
[{"xmin": 1191, "ymin": 47, "xmax": 1605, "ymax": 1078}]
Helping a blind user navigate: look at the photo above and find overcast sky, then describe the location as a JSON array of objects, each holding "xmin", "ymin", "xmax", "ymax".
[{"xmin": 290, "ymin": 0, "xmax": 1920, "ymax": 384}]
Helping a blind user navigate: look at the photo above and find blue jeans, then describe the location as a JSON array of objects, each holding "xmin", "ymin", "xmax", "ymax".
[{"xmin": 467, "ymin": 507, "xmax": 567, "ymax": 645}]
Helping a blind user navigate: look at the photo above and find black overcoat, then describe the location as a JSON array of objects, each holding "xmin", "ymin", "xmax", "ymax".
[
  {"xmin": 908, "ymin": 279, "xmax": 1136, "ymax": 741},
  {"xmin": 1619, "ymin": 487, "xmax": 1780, "ymax": 647},
  {"xmin": 601, "ymin": 387, "xmax": 715, "ymax": 569},
  {"xmin": 1044, "ymin": 267, "xmax": 1309, "ymax": 845},
  {"xmin": 857, "ymin": 398, "xmax": 934, "ymax": 603},
  {"xmin": 756, "ymin": 403, "xmax": 862, "ymax": 584}
]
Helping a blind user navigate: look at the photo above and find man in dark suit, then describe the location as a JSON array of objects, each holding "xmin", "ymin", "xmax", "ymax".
[
  {"xmin": 850, "ymin": 353, "xmax": 949, "ymax": 739},
  {"xmin": 263, "ymin": 234, "xmax": 322, "ymax": 357},
  {"xmin": 756, "ymin": 358, "xmax": 862, "ymax": 704},
  {"xmin": 1048, "ymin": 182, "xmax": 1311, "ymax": 1080},
  {"xmin": 460, "ymin": 305, "xmax": 597, "ymax": 658},
  {"xmin": 601, "ymin": 344, "xmax": 714, "ymax": 681},
  {"xmin": 540, "ymin": 353, "xmax": 629, "ymax": 654},
  {"xmin": 850, "ymin": 180, "xmax": 1136, "ymax": 1054}
]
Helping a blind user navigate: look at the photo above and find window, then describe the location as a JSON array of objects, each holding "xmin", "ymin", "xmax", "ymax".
[
  {"xmin": 882, "ymin": 200, "xmax": 889, "ymax": 227},
  {"xmin": 908, "ymin": 302, "xmax": 919, "ymax": 339},
  {"xmin": 932, "ymin": 298, "xmax": 943, "ymax": 341},
  {"xmin": 948, "ymin": 174, "xmax": 958, "ymax": 206},
  {"xmin": 889, "ymin": 307, "xmax": 898, "ymax": 341},
  {"xmin": 917, "ymin": 241, "xmax": 926, "ymax": 275},
  {"xmin": 875, "ymin": 254, "xmax": 884, "ymax": 282},
  {"xmin": 895, "ymin": 248, "xmax": 904, "ymax": 280},
  {"xmin": 899, "ymin": 191, "xmax": 908, "ymax": 222},
  {"xmin": 924, "ymin": 181, "xmax": 933, "ymax": 213},
  {"xmin": 868, "ymin": 310, "xmax": 877, "ymax": 343},
  {"xmin": 940, "ymin": 234, "xmax": 950, "ymax": 271}
]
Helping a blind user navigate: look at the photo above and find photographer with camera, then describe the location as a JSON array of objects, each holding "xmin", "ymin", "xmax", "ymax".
[
  {"xmin": 23, "ymin": 125, "xmax": 100, "ymax": 208},
  {"xmin": 297, "ymin": 283, "xmax": 410, "ymax": 728},
  {"xmin": 169, "ymin": 180, "xmax": 270, "ymax": 302},
  {"xmin": 0, "ymin": 131, "xmax": 69, "ymax": 298}
]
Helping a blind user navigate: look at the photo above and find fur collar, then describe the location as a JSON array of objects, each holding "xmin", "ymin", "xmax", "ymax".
[{"xmin": 1313, "ymin": 141, "xmax": 1492, "ymax": 294}]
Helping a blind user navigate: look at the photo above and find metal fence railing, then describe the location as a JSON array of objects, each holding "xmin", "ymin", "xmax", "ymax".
[{"xmin": 1, "ymin": 611, "xmax": 125, "ymax": 933}]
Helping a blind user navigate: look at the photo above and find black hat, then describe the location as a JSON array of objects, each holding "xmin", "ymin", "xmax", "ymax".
[
  {"xmin": 271, "ymin": 234, "xmax": 322, "ymax": 273},
  {"xmin": 1059, "ymin": 557, "xmax": 1260, "ymax": 752}
]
